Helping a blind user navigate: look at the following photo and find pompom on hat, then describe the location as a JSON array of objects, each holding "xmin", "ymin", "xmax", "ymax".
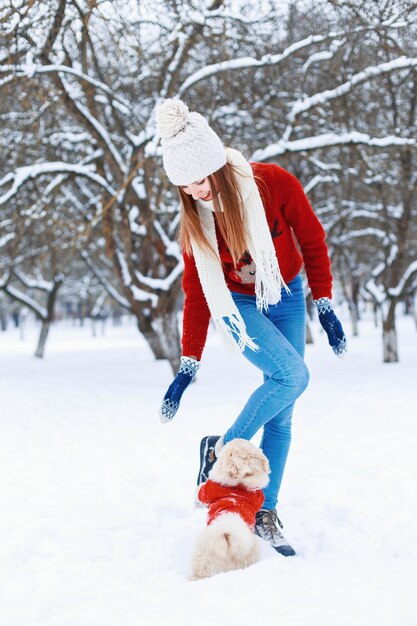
[{"xmin": 155, "ymin": 99, "xmax": 227, "ymax": 186}]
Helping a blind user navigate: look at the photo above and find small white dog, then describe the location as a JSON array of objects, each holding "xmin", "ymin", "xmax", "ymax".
[{"xmin": 190, "ymin": 439, "xmax": 270, "ymax": 580}]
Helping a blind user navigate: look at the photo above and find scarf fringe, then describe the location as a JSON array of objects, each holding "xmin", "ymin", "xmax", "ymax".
[
  {"xmin": 253, "ymin": 249, "xmax": 289, "ymax": 312},
  {"xmin": 190, "ymin": 148, "xmax": 288, "ymax": 355},
  {"xmin": 213, "ymin": 313, "xmax": 259, "ymax": 354}
]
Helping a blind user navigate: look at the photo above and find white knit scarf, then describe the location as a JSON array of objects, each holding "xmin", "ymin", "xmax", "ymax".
[{"xmin": 190, "ymin": 148, "xmax": 289, "ymax": 354}]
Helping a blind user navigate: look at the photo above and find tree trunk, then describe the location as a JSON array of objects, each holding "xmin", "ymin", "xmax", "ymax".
[
  {"xmin": 405, "ymin": 293, "xmax": 417, "ymax": 331},
  {"xmin": 373, "ymin": 303, "xmax": 379, "ymax": 328},
  {"xmin": 306, "ymin": 320, "xmax": 313, "ymax": 344},
  {"xmin": 19, "ymin": 316, "xmax": 25, "ymax": 341},
  {"xmin": 352, "ymin": 278, "xmax": 360, "ymax": 322},
  {"xmin": 348, "ymin": 300, "xmax": 359, "ymax": 337},
  {"xmin": 139, "ymin": 306, "xmax": 181, "ymax": 374},
  {"xmin": 35, "ymin": 320, "xmax": 50, "ymax": 358},
  {"xmin": 382, "ymin": 300, "xmax": 399, "ymax": 363},
  {"xmin": 34, "ymin": 277, "xmax": 62, "ymax": 359}
]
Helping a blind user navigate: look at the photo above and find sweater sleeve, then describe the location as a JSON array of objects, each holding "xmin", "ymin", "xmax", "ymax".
[
  {"xmin": 181, "ymin": 251, "xmax": 211, "ymax": 360},
  {"xmin": 278, "ymin": 168, "xmax": 333, "ymax": 299}
]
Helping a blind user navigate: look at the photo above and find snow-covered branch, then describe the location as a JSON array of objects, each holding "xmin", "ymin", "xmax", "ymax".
[
  {"xmin": 0, "ymin": 74, "xmax": 16, "ymax": 89},
  {"xmin": 178, "ymin": 32, "xmax": 343, "ymax": 95},
  {"xmin": 1, "ymin": 284, "xmax": 47, "ymax": 319},
  {"xmin": 251, "ymin": 131, "xmax": 416, "ymax": 161},
  {"xmin": 134, "ymin": 262, "xmax": 183, "ymax": 292},
  {"xmin": 0, "ymin": 64, "xmax": 131, "ymax": 112},
  {"xmin": 153, "ymin": 220, "xmax": 181, "ymax": 261},
  {"xmin": 129, "ymin": 17, "xmax": 171, "ymax": 31},
  {"xmin": 0, "ymin": 162, "xmax": 116, "ymax": 206},
  {"xmin": 59, "ymin": 75, "xmax": 126, "ymax": 174},
  {"xmin": 364, "ymin": 278, "xmax": 386, "ymax": 305},
  {"xmin": 160, "ymin": 32, "xmax": 189, "ymax": 99},
  {"xmin": 80, "ymin": 251, "xmax": 132, "ymax": 310},
  {"xmin": 362, "ymin": 260, "xmax": 417, "ymax": 306},
  {"xmin": 388, "ymin": 260, "xmax": 417, "ymax": 298},
  {"xmin": 287, "ymin": 57, "xmax": 417, "ymax": 124},
  {"xmin": 205, "ymin": 8, "xmax": 270, "ymax": 24},
  {"xmin": 302, "ymin": 39, "xmax": 346, "ymax": 73},
  {"xmin": 128, "ymin": 206, "xmax": 147, "ymax": 237},
  {"xmin": 0, "ymin": 232, "xmax": 15, "ymax": 248},
  {"xmin": 304, "ymin": 174, "xmax": 338, "ymax": 194},
  {"xmin": 333, "ymin": 228, "xmax": 392, "ymax": 245},
  {"xmin": 13, "ymin": 269, "xmax": 55, "ymax": 292},
  {"xmin": 177, "ymin": 21, "xmax": 412, "ymax": 96},
  {"xmin": 42, "ymin": 149, "xmax": 103, "ymax": 197},
  {"xmin": 116, "ymin": 250, "xmax": 159, "ymax": 307}
]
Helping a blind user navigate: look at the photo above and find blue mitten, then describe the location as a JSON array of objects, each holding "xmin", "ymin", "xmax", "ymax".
[
  {"xmin": 159, "ymin": 356, "xmax": 200, "ymax": 423},
  {"xmin": 314, "ymin": 298, "xmax": 347, "ymax": 358}
]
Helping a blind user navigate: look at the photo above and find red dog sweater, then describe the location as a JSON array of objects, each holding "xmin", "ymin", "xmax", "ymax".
[
  {"xmin": 181, "ymin": 162, "xmax": 333, "ymax": 359},
  {"xmin": 198, "ymin": 479, "xmax": 265, "ymax": 530}
]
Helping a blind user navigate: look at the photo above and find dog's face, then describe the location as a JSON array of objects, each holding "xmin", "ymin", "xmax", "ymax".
[{"xmin": 209, "ymin": 439, "xmax": 270, "ymax": 490}]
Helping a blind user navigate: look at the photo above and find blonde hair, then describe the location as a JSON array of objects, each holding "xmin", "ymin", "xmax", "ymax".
[{"xmin": 178, "ymin": 162, "xmax": 251, "ymax": 266}]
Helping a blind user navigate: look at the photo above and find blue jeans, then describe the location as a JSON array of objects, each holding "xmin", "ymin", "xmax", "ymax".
[{"xmin": 223, "ymin": 274, "xmax": 309, "ymax": 510}]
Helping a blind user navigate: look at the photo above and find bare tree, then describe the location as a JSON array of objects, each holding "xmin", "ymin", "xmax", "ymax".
[{"xmin": 1, "ymin": 0, "xmax": 416, "ymax": 368}]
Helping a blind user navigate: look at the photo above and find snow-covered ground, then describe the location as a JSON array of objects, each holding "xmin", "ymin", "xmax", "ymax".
[{"xmin": 0, "ymin": 312, "xmax": 416, "ymax": 626}]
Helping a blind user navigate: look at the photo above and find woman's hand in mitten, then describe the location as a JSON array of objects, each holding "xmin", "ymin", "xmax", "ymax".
[
  {"xmin": 159, "ymin": 356, "xmax": 200, "ymax": 423},
  {"xmin": 314, "ymin": 298, "xmax": 347, "ymax": 358}
]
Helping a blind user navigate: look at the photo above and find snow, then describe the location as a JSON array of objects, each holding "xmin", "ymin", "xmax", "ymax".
[{"xmin": 0, "ymin": 312, "xmax": 416, "ymax": 626}]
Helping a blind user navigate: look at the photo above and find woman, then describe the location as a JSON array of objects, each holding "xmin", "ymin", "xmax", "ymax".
[{"xmin": 157, "ymin": 99, "xmax": 347, "ymax": 556}]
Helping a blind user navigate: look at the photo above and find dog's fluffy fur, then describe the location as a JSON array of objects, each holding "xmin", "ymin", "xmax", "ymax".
[{"xmin": 191, "ymin": 439, "xmax": 270, "ymax": 580}]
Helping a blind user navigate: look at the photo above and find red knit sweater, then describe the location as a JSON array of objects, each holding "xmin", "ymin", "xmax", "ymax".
[
  {"xmin": 198, "ymin": 479, "xmax": 265, "ymax": 530},
  {"xmin": 182, "ymin": 162, "xmax": 332, "ymax": 359}
]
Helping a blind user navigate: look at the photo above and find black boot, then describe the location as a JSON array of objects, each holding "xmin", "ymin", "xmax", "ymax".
[
  {"xmin": 196, "ymin": 435, "xmax": 221, "ymax": 486},
  {"xmin": 254, "ymin": 509, "xmax": 296, "ymax": 557}
]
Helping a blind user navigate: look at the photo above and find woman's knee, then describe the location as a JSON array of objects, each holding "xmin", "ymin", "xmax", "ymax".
[
  {"xmin": 297, "ymin": 361, "xmax": 310, "ymax": 394},
  {"xmin": 263, "ymin": 414, "xmax": 292, "ymax": 436},
  {"xmin": 271, "ymin": 358, "xmax": 309, "ymax": 397}
]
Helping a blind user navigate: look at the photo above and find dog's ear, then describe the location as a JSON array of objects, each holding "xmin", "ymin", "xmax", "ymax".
[
  {"xmin": 260, "ymin": 454, "xmax": 270, "ymax": 475},
  {"xmin": 227, "ymin": 449, "xmax": 245, "ymax": 479},
  {"xmin": 244, "ymin": 451, "xmax": 270, "ymax": 479}
]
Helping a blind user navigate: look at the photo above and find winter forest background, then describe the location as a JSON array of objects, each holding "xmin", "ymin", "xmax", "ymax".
[
  {"xmin": 1, "ymin": 2, "xmax": 417, "ymax": 624},
  {"xmin": 1, "ymin": 0, "xmax": 416, "ymax": 369}
]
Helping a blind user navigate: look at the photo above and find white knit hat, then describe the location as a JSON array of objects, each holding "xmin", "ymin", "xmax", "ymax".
[{"xmin": 155, "ymin": 99, "xmax": 227, "ymax": 186}]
